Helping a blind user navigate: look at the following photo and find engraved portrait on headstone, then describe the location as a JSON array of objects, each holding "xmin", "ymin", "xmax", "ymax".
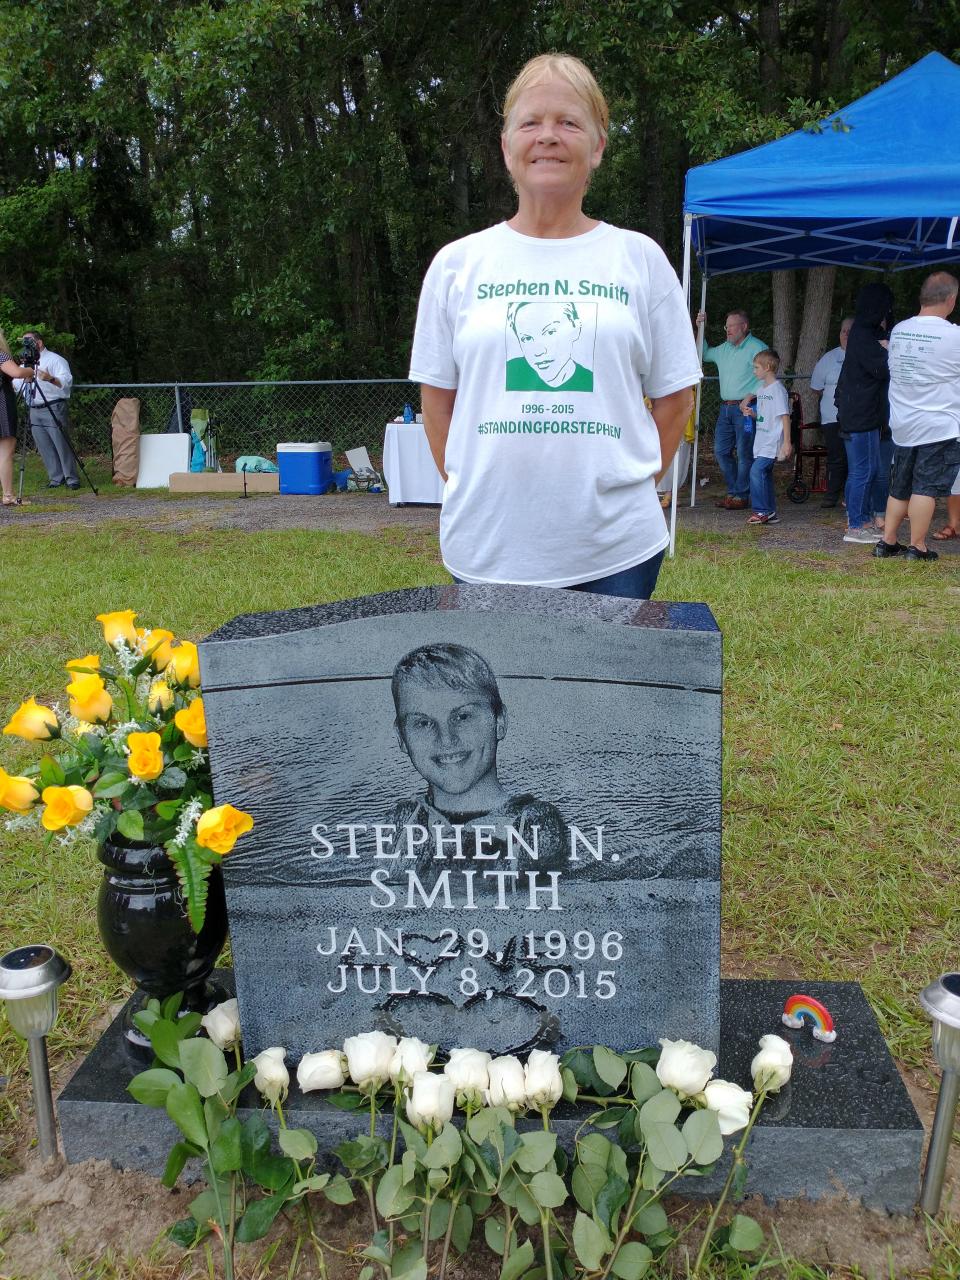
[
  {"xmin": 200, "ymin": 587, "xmax": 721, "ymax": 1061},
  {"xmin": 384, "ymin": 643, "xmax": 566, "ymax": 880}
]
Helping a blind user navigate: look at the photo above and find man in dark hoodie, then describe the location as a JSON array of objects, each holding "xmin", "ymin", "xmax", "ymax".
[{"xmin": 834, "ymin": 283, "xmax": 894, "ymax": 544}]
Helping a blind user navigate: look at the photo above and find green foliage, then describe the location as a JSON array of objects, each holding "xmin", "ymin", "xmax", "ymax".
[
  {"xmin": 1, "ymin": 0, "xmax": 955, "ymax": 379},
  {"xmin": 127, "ymin": 1001, "xmax": 351, "ymax": 1275}
]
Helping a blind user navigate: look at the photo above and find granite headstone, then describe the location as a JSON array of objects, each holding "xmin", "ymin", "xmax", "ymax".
[{"xmin": 199, "ymin": 587, "xmax": 721, "ymax": 1060}]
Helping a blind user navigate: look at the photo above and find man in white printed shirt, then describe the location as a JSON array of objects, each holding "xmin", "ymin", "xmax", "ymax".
[{"xmin": 873, "ymin": 272, "xmax": 960, "ymax": 561}]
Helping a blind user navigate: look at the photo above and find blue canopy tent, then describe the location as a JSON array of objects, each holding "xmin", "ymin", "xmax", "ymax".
[{"xmin": 665, "ymin": 52, "xmax": 960, "ymax": 542}]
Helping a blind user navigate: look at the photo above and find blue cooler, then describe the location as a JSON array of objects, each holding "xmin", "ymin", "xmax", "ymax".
[{"xmin": 277, "ymin": 442, "xmax": 333, "ymax": 495}]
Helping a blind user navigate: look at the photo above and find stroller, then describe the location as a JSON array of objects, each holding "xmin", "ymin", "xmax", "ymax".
[{"xmin": 785, "ymin": 391, "xmax": 827, "ymax": 503}]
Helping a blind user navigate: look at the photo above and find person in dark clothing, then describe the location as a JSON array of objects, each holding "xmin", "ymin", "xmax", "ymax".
[{"xmin": 834, "ymin": 283, "xmax": 894, "ymax": 544}]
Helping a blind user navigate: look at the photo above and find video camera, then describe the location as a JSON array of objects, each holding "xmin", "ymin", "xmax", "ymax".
[{"xmin": 18, "ymin": 334, "xmax": 39, "ymax": 368}]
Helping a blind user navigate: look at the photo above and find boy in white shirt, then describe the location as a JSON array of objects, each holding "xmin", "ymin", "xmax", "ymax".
[{"xmin": 741, "ymin": 349, "xmax": 792, "ymax": 524}]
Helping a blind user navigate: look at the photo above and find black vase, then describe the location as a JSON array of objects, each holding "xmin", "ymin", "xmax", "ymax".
[{"xmin": 97, "ymin": 837, "xmax": 228, "ymax": 1061}]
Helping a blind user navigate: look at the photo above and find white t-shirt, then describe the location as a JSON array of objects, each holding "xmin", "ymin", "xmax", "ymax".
[
  {"xmin": 409, "ymin": 222, "xmax": 702, "ymax": 587},
  {"xmin": 752, "ymin": 380, "xmax": 790, "ymax": 459},
  {"xmin": 809, "ymin": 346, "xmax": 844, "ymax": 424},
  {"xmin": 888, "ymin": 315, "xmax": 960, "ymax": 446}
]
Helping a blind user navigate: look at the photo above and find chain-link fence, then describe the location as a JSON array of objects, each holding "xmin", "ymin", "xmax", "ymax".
[
  {"xmin": 66, "ymin": 380, "xmax": 420, "ymax": 461},
  {"xmin": 56, "ymin": 375, "xmax": 810, "ymax": 465}
]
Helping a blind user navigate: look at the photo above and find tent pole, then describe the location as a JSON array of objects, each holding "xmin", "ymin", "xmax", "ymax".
[
  {"xmin": 691, "ymin": 274, "xmax": 707, "ymax": 507},
  {"xmin": 670, "ymin": 215, "xmax": 695, "ymax": 557}
]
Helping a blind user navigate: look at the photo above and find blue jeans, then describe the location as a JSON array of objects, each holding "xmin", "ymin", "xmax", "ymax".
[
  {"xmin": 714, "ymin": 403, "xmax": 754, "ymax": 499},
  {"xmin": 568, "ymin": 550, "xmax": 666, "ymax": 600},
  {"xmin": 452, "ymin": 548, "xmax": 667, "ymax": 600},
  {"xmin": 749, "ymin": 455, "xmax": 777, "ymax": 515},
  {"xmin": 842, "ymin": 429, "xmax": 880, "ymax": 528},
  {"xmin": 870, "ymin": 435, "xmax": 894, "ymax": 518}
]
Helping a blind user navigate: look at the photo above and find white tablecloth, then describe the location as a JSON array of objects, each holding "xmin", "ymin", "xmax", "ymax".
[{"xmin": 382, "ymin": 422, "xmax": 445, "ymax": 505}]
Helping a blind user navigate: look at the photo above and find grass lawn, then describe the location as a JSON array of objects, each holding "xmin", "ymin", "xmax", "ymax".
[{"xmin": 0, "ymin": 516, "xmax": 957, "ymax": 1277}]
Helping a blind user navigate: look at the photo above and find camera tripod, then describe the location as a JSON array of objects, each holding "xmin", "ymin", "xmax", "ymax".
[{"xmin": 15, "ymin": 371, "xmax": 98, "ymax": 501}]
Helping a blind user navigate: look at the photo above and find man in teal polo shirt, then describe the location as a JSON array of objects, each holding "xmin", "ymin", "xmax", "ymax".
[{"xmin": 697, "ymin": 309, "xmax": 769, "ymax": 508}]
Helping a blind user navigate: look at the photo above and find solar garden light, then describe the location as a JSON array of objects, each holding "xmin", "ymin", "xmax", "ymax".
[
  {"xmin": 919, "ymin": 973, "xmax": 960, "ymax": 1215},
  {"xmin": 0, "ymin": 944, "xmax": 71, "ymax": 1160}
]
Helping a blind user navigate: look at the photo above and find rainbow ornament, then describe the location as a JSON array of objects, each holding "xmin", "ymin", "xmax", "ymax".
[{"xmin": 781, "ymin": 993, "xmax": 837, "ymax": 1043}]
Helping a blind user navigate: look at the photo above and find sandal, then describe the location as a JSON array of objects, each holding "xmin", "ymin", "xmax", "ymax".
[
  {"xmin": 2, "ymin": 495, "xmax": 29, "ymax": 506},
  {"xmin": 932, "ymin": 525, "xmax": 958, "ymax": 541},
  {"xmin": 746, "ymin": 513, "xmax": 769, "ymax": 524}
]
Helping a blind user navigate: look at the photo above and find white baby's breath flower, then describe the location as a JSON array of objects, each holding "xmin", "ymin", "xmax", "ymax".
[
  {"xmin": 113, "ymin": 639, "xmax": 137, "ymax": 676},
  {"xmin": 110, "ymin": 721, "xmax": 140, "ymax": 750},
  {"xmin": 172, "ymin": 798, "xmax": 205, "ymax": 848},
  {"xmin": 4, "ymin": 814, "xmax": 39, "ymax": 832},
  {"xmin": 189, "ymin": 749, "xmax": 208, "ymax": 769},
  {"xmin": 73, "ymin": 809, "xmax": 100, "ymax": 838}
]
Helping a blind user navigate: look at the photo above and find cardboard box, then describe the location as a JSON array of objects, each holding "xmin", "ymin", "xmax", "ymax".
[{"xmin": 169, "ymin": 472, "xmax": 280, "ymax": 494}]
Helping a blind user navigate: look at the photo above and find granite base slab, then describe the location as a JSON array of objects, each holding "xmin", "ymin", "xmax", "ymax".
[{"xmin": 58, "ymin": 977, "xmax": 922, "ymax": 1213}]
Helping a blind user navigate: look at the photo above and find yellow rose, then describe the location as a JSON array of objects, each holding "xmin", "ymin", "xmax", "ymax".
[
  {"xmin": 196, "ymin": 804, "xmax": 254, "ymax": 855},
  {"xmin": 96, "ymin": 610, "xmax": 139, "ymax": 649},
  {"xmin": 3, "ymin": 697, "xmax": 59, "ymax": 742},
  {"xmin": 174, "ymin": 698, "xmax": 207, "ymax": 748},
  {"xmin": 66, "ymin": 673, "xmax": 113, "ymax": 723},
  {"xmin": 0, "ymin": 767, "xmax": 40, "ymax": 814},
  {"xmin": 126, "ymin": 731, "xmax": 165, "ymax": 781},
  {"xmin": 65, "ymin": 653, "xmax": 101, "ymax": 673},
  {"xmin": 41, "ymin": 784, "xmax": 94, "ymax": 831},
  {"xmin": 142, "ymin": 628, "xmax": 175, "ymax": 670},
  {"xmin": 147, "ymin": 679, "xmax": 174, "ymax": 713},
  {"xmin": 167, "ymin": 641, "xmax": 200, "ymax": 688}
]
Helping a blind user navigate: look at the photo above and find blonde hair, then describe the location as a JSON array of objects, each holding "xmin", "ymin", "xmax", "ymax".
[
  {"xmin": 502, "ymin": 54, "xmax": 609, "ymax": 142},
  {"xmin": 754, "ymin": 348, "xmax": 780, "ymax": 373}
]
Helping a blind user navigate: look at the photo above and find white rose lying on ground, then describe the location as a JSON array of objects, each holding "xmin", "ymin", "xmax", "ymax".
[
  {"xmin": 389, "ymin": 1036, "xmax": 435, "ymax": 1084},
  {"xmin": 486, "ymin": 1055, "xmax": 527, "ymax": 1112},
  {"xmin": 701, "ymin": 1078, "xmax": 753, "ymax": 1134},
  {"xmin": 200, "ymin": 998, "xmax": 241, "ymax": 1051},
  {"xmin": 343, "ymin": 1030, "xmax": 398, "ymax": 1092},
  {"xmin": 656, "ymin": 1038, "xmax": 717, "ymax": 1098},
  {"xmin": 524, "ymin": 1049, "xmax": 563, "ymax": 1110},
  {"xmin": 252, "ymin": 1046, "xmax": 289, "ymax": 1105},
  {"xmin": 444, "ymin": 1048, "xmax": 491, "ymax": 1106},
  {"xmin": 406, "ymin": 1070, "xmax": 455, "ymax": 1133},
  {"xmin": 297, "ymin": 1050, "xmax": 347, "ymax": 1092},
  {"xmin": 751, "ymin": 1034, "xmax": 793, "ymax": 1093}
]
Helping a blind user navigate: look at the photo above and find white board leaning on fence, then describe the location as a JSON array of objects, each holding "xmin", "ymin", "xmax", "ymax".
[{"xmin": 136, "ymin": 434, "xmax": 190, "ymax": 489}]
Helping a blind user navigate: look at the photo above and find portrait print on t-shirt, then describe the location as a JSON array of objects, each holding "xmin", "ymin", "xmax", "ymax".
[{"xmin": 505, "ymin": 300, "xmax": 597, "ymax": 393}]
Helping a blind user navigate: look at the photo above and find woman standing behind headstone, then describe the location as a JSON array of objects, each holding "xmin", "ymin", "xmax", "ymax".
[{"xmin": 410, "ymin": 54, "xmax": 701, "ymax": 600}]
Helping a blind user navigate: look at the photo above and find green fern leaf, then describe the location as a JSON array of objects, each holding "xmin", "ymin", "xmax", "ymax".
[{"xmin": 166, "ymin": 839, "xmax": 217, "ymax": 933}]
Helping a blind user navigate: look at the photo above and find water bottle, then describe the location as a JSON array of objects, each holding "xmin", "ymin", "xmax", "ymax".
[
  {"xmin": 742, "ymin": 403, "xmax": 754, "ymax": 435},
  {"xmin": 402, "ymin": 403, "xmax": 414, "ymax": 423}
]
